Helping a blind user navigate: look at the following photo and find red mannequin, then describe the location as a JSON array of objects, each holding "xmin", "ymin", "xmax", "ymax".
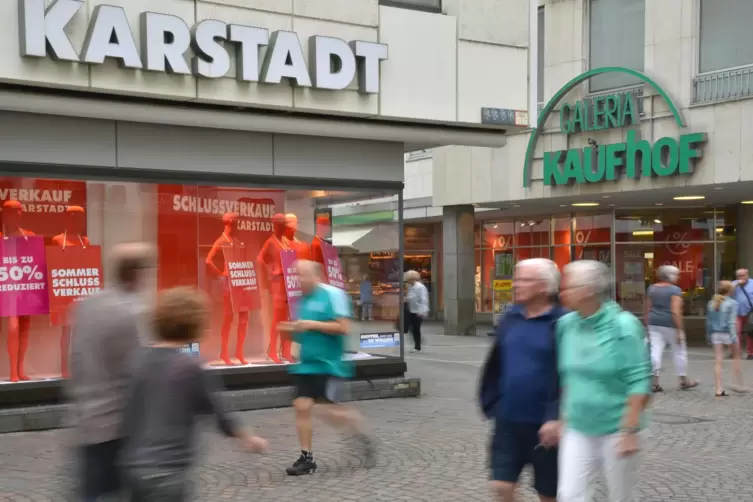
[
  {"xmin": 1, "ymin": 201, "xmax": 35, "ymax": 382},
  {"xmin": 257, "ymin": 213, "xmax": 292, "ymax": 363},
  {"xmin": 283, "ymin": 213, "xmax": 311, "ymax": 260},
  {"xmin": 206, "ymin": 212, "xmax": 249, "ymax": 365},
  {"xmin": 310, "ymin": 214, "xmax": 331, "ymax": 266},
  {"xmin": 51, "ymin": 206, "xmax": 90, "ymax": 378}
]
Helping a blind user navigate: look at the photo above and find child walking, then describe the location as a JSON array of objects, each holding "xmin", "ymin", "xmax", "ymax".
[{"xmin": 121, "ymin": 287, "xmax": 267, "ymax": 501}]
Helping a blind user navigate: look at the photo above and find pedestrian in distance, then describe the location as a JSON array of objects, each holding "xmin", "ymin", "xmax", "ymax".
[
  {"xmin": 732, "ymin": 268, "xmax": 753, "ymax": 360},
  {"xmin": 479, "ymin": 258, "xmax": 566, "ymax": 502},
  {"xmin": 404, "ymin": 270, "xmax": 429, "ymax": 352},
  {"xmin": 557, "ymin": 260, "xmax": 652, "ymax": 502},
  {"xmin": 121, "ymin": 287, "xmax": 267, "ymax": 501},
  {"xmin": 645, "ymin": 265, "xmax": 698, "ymax": 392},
  {"xmin": 706, "ymin": 280, "xmax": 747, "ymax": 396},
  {"xmin": 279, "ymin": 260, "xmax": 375, "ymax": 476},
  {"xmin": 67, "ymin": 242, "xmax": 156, "ymax": 502}
]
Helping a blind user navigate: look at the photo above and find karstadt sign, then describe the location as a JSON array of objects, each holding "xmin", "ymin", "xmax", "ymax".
[{"xmin": 18, "ymin": 0, "xmax": 389, "ymax": 93}]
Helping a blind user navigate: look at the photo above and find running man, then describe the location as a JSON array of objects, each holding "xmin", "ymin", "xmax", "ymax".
[{"xmin": 280, "ymin": 260, "xmax": 375, "ymax": 476}]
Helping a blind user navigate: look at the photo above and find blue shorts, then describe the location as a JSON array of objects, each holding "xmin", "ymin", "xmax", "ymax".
[{"xmin": 490, "ymin": 420, "xmax": 558, "ymax": 498}]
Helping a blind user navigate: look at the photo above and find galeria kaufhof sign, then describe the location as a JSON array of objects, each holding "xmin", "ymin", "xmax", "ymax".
[
  {"xmin": 18, "ymin": 0, "xmax": 388, "ymax": 93},
  {"xmin": 523, "ymin": 67, "xmax": 707, "ymax": 187}
]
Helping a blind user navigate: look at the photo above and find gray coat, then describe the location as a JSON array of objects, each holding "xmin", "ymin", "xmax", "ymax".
[{"xmin": 67, "ymin": 287, "xmax": 147, "ymax": 445}]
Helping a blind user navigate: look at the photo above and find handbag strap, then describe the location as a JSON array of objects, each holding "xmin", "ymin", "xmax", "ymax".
[{"xmin": 739, "ymin": 283, "xmax": 753, "ymax": 310}]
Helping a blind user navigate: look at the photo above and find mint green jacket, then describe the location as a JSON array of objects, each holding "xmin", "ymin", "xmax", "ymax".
[{"xmin": 557, "ymin": 301, "xmax": 652, "ymax": 436}]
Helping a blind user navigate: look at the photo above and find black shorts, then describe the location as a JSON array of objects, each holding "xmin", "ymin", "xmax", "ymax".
[
  {"xmin": 490, "ymin": 420, "xmax": 558, "ymax": 498},
  {"xmin": 293, "ymin": 374, "xmax": 346, "ymax": 403}
]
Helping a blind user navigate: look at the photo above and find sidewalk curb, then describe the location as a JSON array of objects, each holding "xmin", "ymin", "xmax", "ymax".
[{"xmin": 0, "ymin": 377, "xmax": 421, "ymax": 434}]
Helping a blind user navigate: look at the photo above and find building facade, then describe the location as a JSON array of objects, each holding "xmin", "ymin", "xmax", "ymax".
[
  {"xmin": 0, "ymin": 0, "xmax": 530, "ymax": 402},
  {"xmin": 339, "ymin": 0, "xmax": 753, "ymax": 340}
]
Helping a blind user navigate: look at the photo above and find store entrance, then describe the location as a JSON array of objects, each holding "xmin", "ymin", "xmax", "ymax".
[{"xmin": 404, "ymin": 253, "xmax": 434, "ymax": 317}]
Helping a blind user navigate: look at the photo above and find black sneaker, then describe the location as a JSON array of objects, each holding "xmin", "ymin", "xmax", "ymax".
[{"xmin": 285, "ymin": 454, "xmax": 317, "ymax": 476}]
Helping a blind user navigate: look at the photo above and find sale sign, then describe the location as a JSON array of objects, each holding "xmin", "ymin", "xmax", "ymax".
[
  {"xmin": 321, "ymin": 241, "xmax": 345, "ymax": 289},
  {"xmin": 45, "ymin": 245, "xmax": 103, "ymax": 325},
  {"xmin": 281, "ymin": 249, "xmax": 302, "ymax": 318},
  {"xmin": 222, "ymin": 245, "xmax": 259, "ymax": 312},
  {"xmin": 0, "ymin": 236, "xmax": 50, "ymax": 317}
]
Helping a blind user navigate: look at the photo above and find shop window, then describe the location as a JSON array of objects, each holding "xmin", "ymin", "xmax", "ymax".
[
  {"xmin": 515, "ymin": 218, "xmax": 550, "ymax": 246},
  {"xmin": 483, "ymin": 221, "xmax": 516, "ymax": 249},
  {"xmin": 553, "ymin": 216, "xmax": 571, "ymax": 246},
  {"xmin": 616, "ymin": 243, "xmax": 715, "ymax": 317},
  {"xmin": 0, "ymin": 176, "xmax": 400, "ymax": 383},
  {"xmin": 588, "ymin": 0, "xmax": 645, "ymax": 92},
  {"xmin": 379, "ymin": 0, "xmax": 442, "ymax": 13},
  {"xmin": 615, "ymin": 208, "xmax": 716, "ymax": 243},
  {"xmin": 699, "ymin": 0, "xmax": 753, "ymax": 73}
]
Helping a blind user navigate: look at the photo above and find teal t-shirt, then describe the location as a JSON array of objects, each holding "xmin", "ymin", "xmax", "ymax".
[
  {"xmin": 289, "ymin": 284, "xmax": 353, "ymax": 378},
  {"xmin": 557, "ymin": 301, "xmax": 652, "ymax": 436}
]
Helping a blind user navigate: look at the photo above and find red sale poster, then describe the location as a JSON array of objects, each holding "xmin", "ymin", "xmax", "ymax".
[
  {"xmin": 655, "ymin": 229, "xmax": 705, "ymax": 291},
  {"xmin": 321, "ymin": 241, "xmax": 345, "ymax": 289},
  {"xmin": 281, "ymin": 249, "xmax": 302, "ymax": 319},
  {"xmin": 0, "ymin": 178, "xmax": 87, "ymax": 237},
  {"xmin": 0, "ymin": 236, "xmax": 49, "ymax": 317},
  {"xmin": 222, "ymin": 245, "xmax": 259, "ymax": 312},
  {"xmin": 45, "ymin": 245, "xmax": 103, "ymax": 326}
]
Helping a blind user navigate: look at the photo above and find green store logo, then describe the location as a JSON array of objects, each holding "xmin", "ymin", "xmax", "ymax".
[{"xmin": 522, "ymin": 67, "xmax": 707, "ymax": 188}]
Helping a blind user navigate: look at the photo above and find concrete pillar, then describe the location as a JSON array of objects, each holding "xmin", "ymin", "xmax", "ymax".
[
  {"xmin": 738, "ymin": 204, "xmax": 753, "ymax": 271},
  {"xmin": 442, "ymin": 205, "xmax": 476, "ymax": 336}
]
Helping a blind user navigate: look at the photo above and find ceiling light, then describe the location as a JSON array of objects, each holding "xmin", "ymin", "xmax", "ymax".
[
  {"xmin": 655, "ymin": 203, "xmax": 664, "ymax": 206},
  {"xmin": 673, "ymin": 195, "xmax": 705, "ymax": 201},
  {"xmin": 602, "ymin": 195, "xmax": 611, "ymax": 199},
  {"xmin": 493, "ymin": 224, "xmax": 498, "ymax": 228},
  {"xmin": 572, "ymin": 202, "xmax": 599, "ymax": 207},
  {"xmin": 632, "ymin": 230, "xmax": 654, "ymax": 236},
  {"xmin": 714, "ymin": 187, "xmax": 725, "ymax": 190},
  {"xmin": 742, "ymin": 201, "xmax": 753, "ymax": 205},
  {"xmin": 716, "ymin": 227, "xmax": 723, "ymax": 233},
  {"xmin": 654, "ymin": 219, "xmax": 662, "ymax": 224},
  {"xmin": 512, "ymin": 204, "xmax": 520, "ymax": 208}
]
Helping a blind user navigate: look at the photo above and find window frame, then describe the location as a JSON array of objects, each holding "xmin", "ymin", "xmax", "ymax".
[
  {"xmin": 379, "ymin": 0, "xmax": 442, "ymax": 14},
  {"xmin": 537, "ymin": 6, "xmax": 545, "ymax": 105},
  {"xmin": 695, "ymin": 0, "xmax": 753, "ymax": 76},
  {"xmin": 586, "ymin": 0, "xmax": 647, "ymax": 94}
]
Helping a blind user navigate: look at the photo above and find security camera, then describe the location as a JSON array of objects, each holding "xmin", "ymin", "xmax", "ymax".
[{"xmin": 587, "ymin": 137, "xmax": 598, "ymax": 147}]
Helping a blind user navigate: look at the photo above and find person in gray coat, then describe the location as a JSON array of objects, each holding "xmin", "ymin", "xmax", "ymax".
[{"xmin": 67, "ymin": 242, "xmax": 156, "ymax": 502}]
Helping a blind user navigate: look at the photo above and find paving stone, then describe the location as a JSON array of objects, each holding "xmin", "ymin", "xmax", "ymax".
[{"xmin": 0, "ymin": 335, "xmax": 750, "ymax": 501}]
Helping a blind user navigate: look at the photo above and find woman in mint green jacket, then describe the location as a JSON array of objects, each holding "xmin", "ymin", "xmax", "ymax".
[{"xmin": 556, "ymin": 260, "xmax": 652, "ymax": 502}]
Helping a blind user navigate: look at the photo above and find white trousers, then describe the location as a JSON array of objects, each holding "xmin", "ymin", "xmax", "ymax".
[
  {"xmin": 558, "ymin": 429, "xmax": 643, "ymax": 502},
  {"xmin": 649, "ymin": 325, "xmax": 687, "ymax": 377}
]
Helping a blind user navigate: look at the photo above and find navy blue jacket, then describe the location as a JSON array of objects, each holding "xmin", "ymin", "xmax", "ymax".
[{"xmin": 478, "ymin": 305, "xmax": 566, "ymax": 422}]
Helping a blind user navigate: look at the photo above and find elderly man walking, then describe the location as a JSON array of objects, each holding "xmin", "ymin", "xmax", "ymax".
[
  {"xmin": 404, "ymin": 270, "xmax": 429, "ymax": 352},
  {"xmin": 479, "ymin": 258, "xmax": 566, "ymax": 502},
  {"xmin": 68, "ymin": 242, "xmax": 155, "ymax": 501},
  {"xmin": 732, "ymin": 268, "xmax": 753, "ymax": 360}
]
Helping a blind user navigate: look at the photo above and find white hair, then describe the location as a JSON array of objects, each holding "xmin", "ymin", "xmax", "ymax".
[
  {"xmin": 564, "ymin": 260, "xmax": 611, "ymax": 299},
  {"xmin": 404, "ymin": 270, "xmax": 421, "ymax": 282},
  {"xmin": 657, "ymin": 265, "xmax": 679, "ymax": 283},
  {"xmin": 516, "ymin": 258, "xmax": 560, "ymax": 294}
]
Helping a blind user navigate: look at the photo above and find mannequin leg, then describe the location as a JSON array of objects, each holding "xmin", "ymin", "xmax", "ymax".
[
  {"xmin": 61, "ymin": 325, "xmax": 71, "ymax": 379},
  {"xmin": 219, "ymin": 292, "xmax": 235, "ymax": 366},
  {"xmin": 278, "ymin": 305, "xmax": 292, "ymax": 362},
  {"xmin": 7, "ymin": 316, "xmax": 19, "ymax": 382},
  {"xmin": 235, "ymin": 311, "xmax": 249, "ymax": 365},
  {"xmin": 18, "ymin": 316, "xmax": 31, "ymax": 381},
  {"xmin": 267, "ymin": 311, "xmax": 281, "ymax": 364}
]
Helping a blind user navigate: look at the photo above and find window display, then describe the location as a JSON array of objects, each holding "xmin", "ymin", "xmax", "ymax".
[{"xmin": 0, "ymin": 177, "xmax": 400, "ymax": 384}]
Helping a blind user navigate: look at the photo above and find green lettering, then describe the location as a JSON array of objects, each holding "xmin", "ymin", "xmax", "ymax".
[
  {"xmin": 543, "ymin": 150, "xmax": 566, "ymax": 185},
  {"xmin": 560, "ymin": 103, "xmax": 573, "ymax": 134},
  {"xmin": 562, "ymin": 148, "xmax": 585, "ymax": 184},
  {"xmin": 625, "ymin": 130, "xmax": 651, "ymax": 178},
  {"xmin": 592, "ymin": 96, "xmax": 605, "ymax": 131},
  {"xmin": 605, "ymin": 143, "xmax": 627, "ymax": 181},
  {"xmin": 583, "ymin": 146, "xmax": 605, "ymax": 182},
  {"xmin": 604, "ymin": 95, "xmax": 619, "ymax": 129},
  {"xmin": 678, "ymin": 132, "xmax": 708, "ymax": 174},
  {"xmin": 620, "ymin": 93, "xmax": 639, "ymax": 127},
  {"xmin": 572, "ymin": 102, "xmax": 585, "ymax": 133},
  {"xmin": 651, "ymin": 137, "xmax": 680, "ymax": 176}
]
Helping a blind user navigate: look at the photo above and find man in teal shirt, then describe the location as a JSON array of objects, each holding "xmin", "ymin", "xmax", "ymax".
[{"xmin": 281, "ymin": 260, "xmax": 375, "ymax": 476}]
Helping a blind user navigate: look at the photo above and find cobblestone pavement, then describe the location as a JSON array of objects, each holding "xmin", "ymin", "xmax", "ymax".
[{"xmin": 1, "ymin": 335, "xmax": 753, "ymax": 501}]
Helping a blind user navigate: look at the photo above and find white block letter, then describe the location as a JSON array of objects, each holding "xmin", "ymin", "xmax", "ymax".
[
  {"xmin": 260, "ymin": 31, "xmax": 312, "ymax": 87},
  {"xmin": 141, "ymin": 12, "xmax": 191, "ymax": 74},
  {"xmin": 229, "ymin": 24, "xmax": 268, "ymax": 82},
  {"xmin": 309, "ymin": 36, "xmax": 356, "ymax": 90},
  {"xmin": 81, "ymin": 5, "xmax": 142, "ymax": 69},
  {"xmin": 19, "ymin": 0, "xmax": 83, "ymax": 61},
  {"xmin": 191, "ymin": 20, "xmax": 230, "ymax": 78},
  {"xmin": 350, "ymin": 41, "xmax": 388, "ymax": 94}
]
